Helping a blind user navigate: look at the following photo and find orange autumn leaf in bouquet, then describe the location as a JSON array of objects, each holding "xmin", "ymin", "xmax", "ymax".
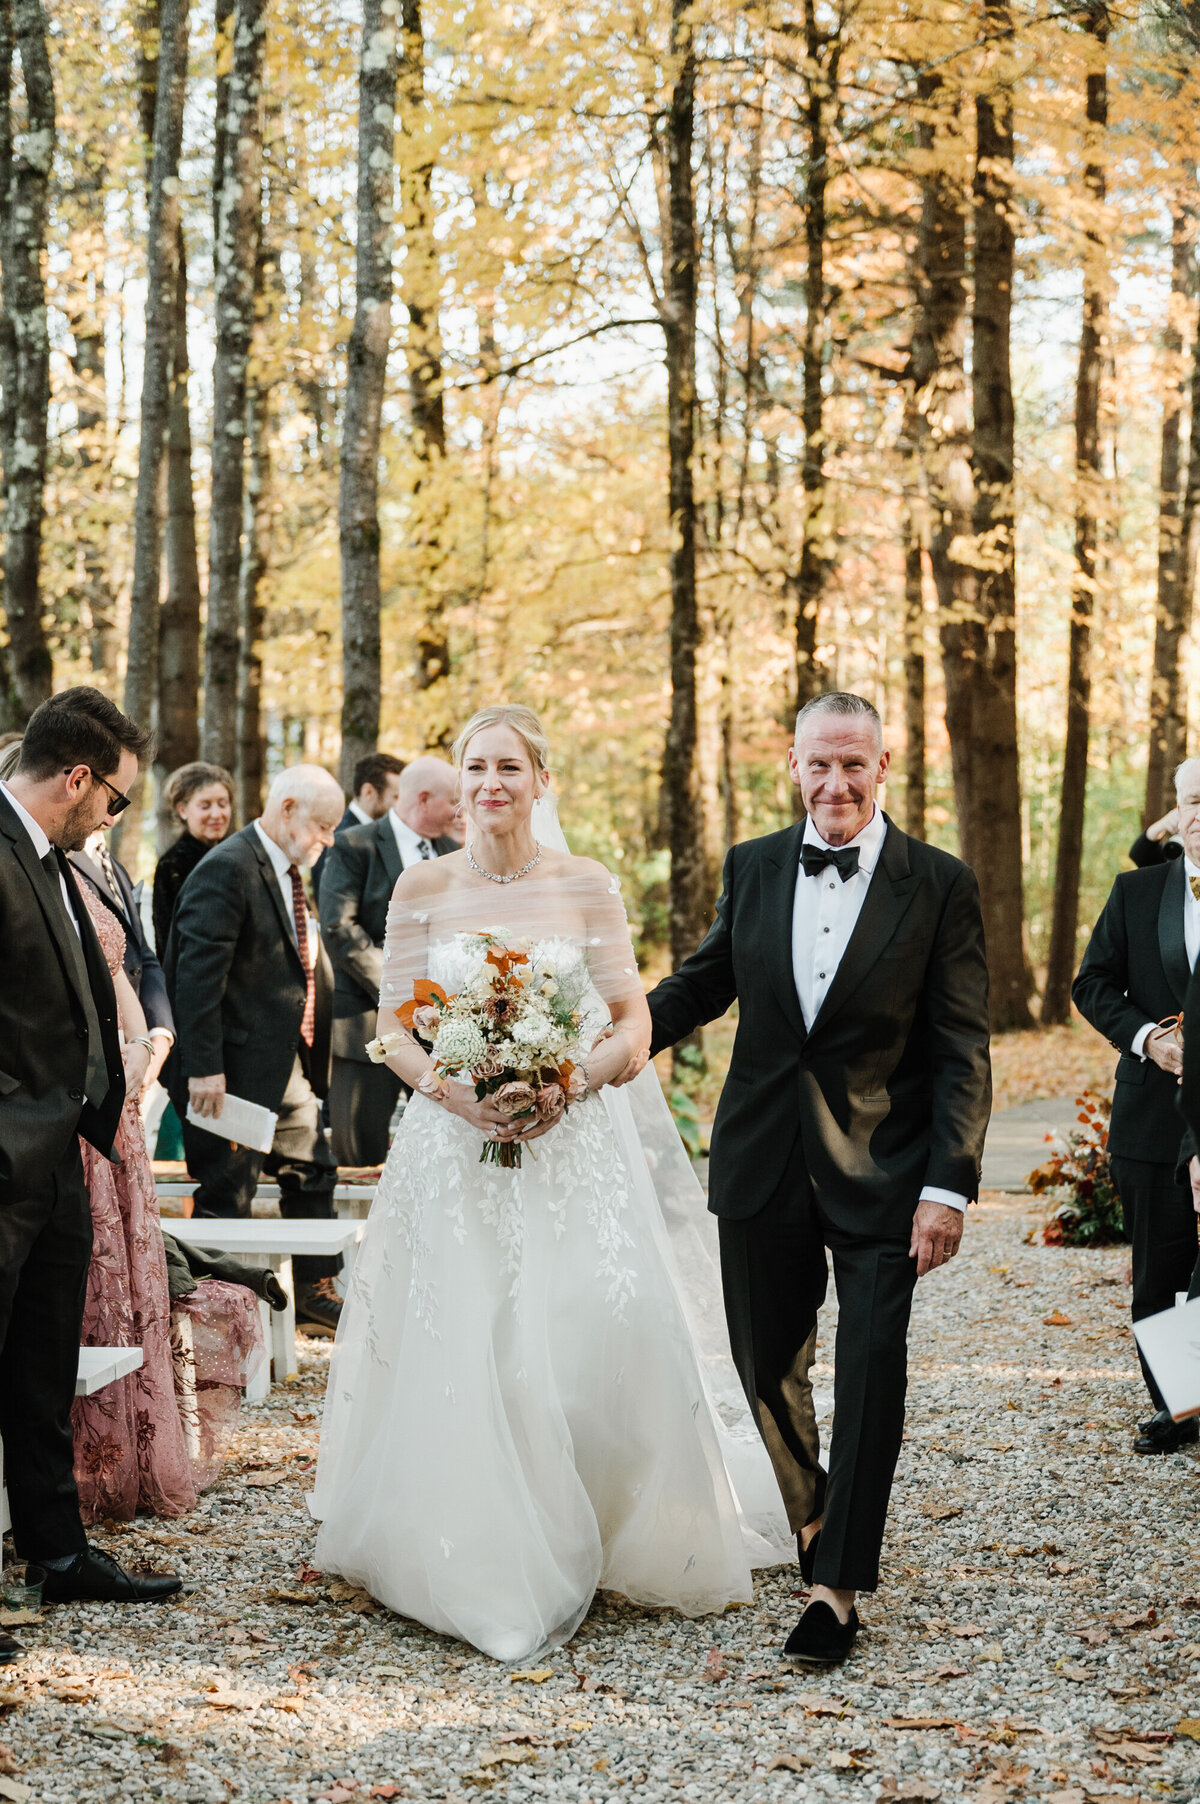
[
  {"xmin": 485, "ymin": 947, "xmax": 530, "ymax": 979},
  {"xmin": 396, "ymin": 979, "xmax": 453, "ymax": 1032}
]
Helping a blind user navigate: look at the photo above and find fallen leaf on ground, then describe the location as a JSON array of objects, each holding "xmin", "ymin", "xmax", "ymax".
[
  {"xmin": 1076, "ymin": 1629, "xmax": 1110, "ymax": 1646},
  {"xmin": 1147, "ymin": 1626, "xmax": 1176, "ymax": 1641},
  {"xmin": 829, "ymin": 1751, "xmax": 870, "ymax": 1769},
  {"xmin": 199, "ymin": 1688, "xmax": 253, "ymax": 1710},
  {"xmin": 1177, "ymin": 1719, "xmax": 1200, "ymax": 1739},
  {"xmin": 509, "ymin": 1668, "xmax": 554, "ymax": 1684},
  {"xmin": 1111, "ymin": 1608, "xmax": 1157, "ymax": 1630},
  {"xmin": 1043, "ymin": 1310, "xmax": 1074, "ymax": 1326},
  {"xmin": 793, "ymin": 1693, "xmax": 847, "ymax": 1716},
  {"xmin": 1060, "ymin": 1665, "xmax": 1095, "ymax": 1682},
  {"xmin": 0, "ymin": 1614, "xmax": 37, "ymax": 1630},
  {"xmin": 923, "ymin": 1504, "xmax": 963, "ymax": 1521},
  {"xmin": 367, "ymin": 1788, "xmax": 402, "ymax": 1800},
  {"xmin": 704, "ymin": 1649, "xmax": 728, "ymax": 1681},
  {"xmin": 0, "ymin": 1779, "xmax": 31, "ymax": 1803},
  {"xmin": 0, "ymin": 1751, "xmax": 16, "ymax": 1777},
  {"xmin": 1047, "ymin": 1791, "xmax": 1087, "ymax": 1804},
  {"xmin": 766, "ymin": 1753, "xmax": 813, "ymax": 1773},
  {"xmin": 475, "ymin": 1748, "xmax": 538, "ymax": 1768},
  {"xmin": 883, "ymin": 1716, "xmax": 961, "ymax": 1730},
  {"xmin": 370, "ymin": 1665, "xmax": 406, "ymax": 1680},
  {"xmin": 245, "ymin": 1471, "xmax": 291, "ymax": 1488},
  {"xmin": 929, "ymin": 1664, "xmax": 969, "ymax": 1679},
  {"xmin": 878, "ymin": 1780, "xmax": 941, "ymax": 1800},
  {"xmin": 268, "ymin": 1588, "xmax": 320, "ymax": 1605},
  {"xmin": 948, "ymin": 1625, "xmax": 987, "ymax": 1638}
]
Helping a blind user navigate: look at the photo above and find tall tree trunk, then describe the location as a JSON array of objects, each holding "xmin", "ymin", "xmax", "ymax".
[
  {"xmin": 401, "ymin": 0, "xmax": 451, "ymax": 731},
  {"xmin": 1177, "ymin": 249, "xmax": 1200, "ymax": 722},
  {"xmin": 65, "ymin": 157, "xmax": 120, "ymax": 680},
  {"xmin": 901, "ymin": 386, "xmax": 927, "ymax": 840},
  {"xmin": 202, "ymin": 0, "xmax": 265, "ymax": 768},
  {"xmin": 1145, "ymin": 194, "xmax": 1195, "ymax": 824},
  {"xmin": 969, "ymin": 2, "xmax": 1033, "ymax": 1029},
  {"xmin": 793, "ymin": 0, "xmax": 840, "ymax": 712},
  {"xmin": 117, "ymin": 0, "xmax": 189, "ymax": 870},
  {"xmin": 660, "ymin": 0, "xmax": 706, "ymax": 989},
  {"xmin": 912, "ymin": 72, "xmax": 976, "ymax": 822},
  {"xmin": 236, "ymin": 372, "xmax": 270, "ymax": 823},
  {"xmin": 339, "ymin": 0, "xmax": 397, "ymax": 788},
  {"xmin": 0, "ymin": 0, "xmax": 55, "ymax": 720},
  {"xmin": 155, "ymin": 230, "xmax": 203, "ymax": 845},
  {"xmin": 1044, "ymin": 6, "xmax": 1108, "ymax": 1025}
]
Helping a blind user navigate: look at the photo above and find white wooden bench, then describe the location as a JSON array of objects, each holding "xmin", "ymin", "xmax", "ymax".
[
  {"xmin": 162, "ymin": 1218, "xmax": 364, "ymax": 1396},
  {"xmin": 155, "ymin": 1180, "xmax": 378, "ymax": 1225},
  {"xmin": 0, "ymin": 1347, "xmax": 145, "ymax": 1537}
]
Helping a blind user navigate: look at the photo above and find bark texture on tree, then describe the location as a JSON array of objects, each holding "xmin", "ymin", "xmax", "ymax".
[
  {"xmin": 65, "ymin": 156, "xmax": 119, "ymax": 681},
  {"xmin": 155, "ymin": 230, "xmax": 203, "ymax": 846},
  {"xmin": 203, "ymin": 0, "xmax": 265, "ymax": 769},
  {"xmin": 0, "ymin": 0, "xmax": 56, "ymax": 721},
  {"xmin": 1044, "ymin": 7, "xmax": 1108, "ymax": 1025},
  {"xmin": 237, "ymin": 372, "xmax": 271, "ymax": 824},
  {"xmin": 793, "ymin": 0, "xmax": 840, "ymax": 713},
  {"xmin": 119, "ymin": 0, "xmax": 190, "ymax": 870},
  {"xmin": 338, "ymin": 0, "xmax": 397, "ymax": 790},
  {"xmin": 660, "ymin": 0, "xmax": 707, "ymax": 983},
  {"xmin": 1145, "ymin": 195, "xmax": 1195, "ymax": 825},
  {"xmin": 969, "ymin": 4, "xmax": 1033, "ymax": 1029}
]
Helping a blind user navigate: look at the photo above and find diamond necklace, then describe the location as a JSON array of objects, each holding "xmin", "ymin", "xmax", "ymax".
[{"xmin": 467, "ymin": 840, "xmax": 543, "ymax": 884}]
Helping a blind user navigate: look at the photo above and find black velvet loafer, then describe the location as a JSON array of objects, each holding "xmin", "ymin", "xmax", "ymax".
[
  {"xmin": 783, "ymin": 1600, "xmax": 859, "ymax": 1664},
  {"xmin": 1133, "ymin": 1410, "xmax": 1199, "ymax": 1455},
  {"xmin": 0, "ymin": 1631, "xmax": 24, "ymax": 1665},
  {"xmin": 27, "ymin": 1547, "xmax": 181, "ymax": 1604}
]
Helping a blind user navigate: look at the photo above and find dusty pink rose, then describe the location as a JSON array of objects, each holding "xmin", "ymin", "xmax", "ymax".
[
  {"xmin": 474, "ymin": 1047, "xmax": 505, "ymax": 1079},
  {"xmin": 493, "ymin": 1081, "xmax": 538, "ymax": 1119},
  {"xmin": 534, "ymin": 1083, "xmax": 565, "ymax": 1121},
  {"xmin": 565, "ymin": 1067, "xmax": 588, "ymax": 1102},
  {"xmin": 412, "ymin": 1003, "xmax": 442, "ymax": 1038}
]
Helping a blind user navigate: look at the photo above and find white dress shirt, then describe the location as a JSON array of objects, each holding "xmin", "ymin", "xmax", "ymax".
[
  {"xmin": 1, "ymin": 780, "xmax": 80, "ymax": 937},
  {"xmin": 254, "ymin": 821, "xmax": 316, "ymax": 968},
  {"xmin": 389, "ymin": 810, "xmax": 436, "ymax": 870},
  {"xmin": 791, "ymin": 803, "xmax": 967, "ymax": 1214},
  {"xmin": 1131, "ymin": 852, "xmax": 1200, "ymax": 1059},
  {"xmin": 348, "ymin": 799, "xmax": 372, "ymax": 827}
]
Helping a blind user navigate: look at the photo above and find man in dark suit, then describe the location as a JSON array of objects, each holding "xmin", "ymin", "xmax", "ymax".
[
  {"xmin": 166, "ymin": 764, "xmax": 346, "ymax": 1331},
  {"xmin": 1074, "ymin": 756, "xmax": 1200, "ymax": 1454},
  {"xmin": 0, "ymin": 688, "xmax": 181, "ymax": 1658},
  {"xmin": 318, "ymin": 756, "xmax": 460, "ymax": 1165},
  {"xmin": 312, "ymin": 751, "xmax": 405, "ymax": 898},
  {"xmin": 1128, "ymin": 803, "xmax": 1183, "ymax": 869},
  {"xmin": 69, "ymin": 830, "xmax": 174, "ymax": 1089},
  {"xmin": 639, "ymin": 693, "xmax": 991, "ymax": 1664}
]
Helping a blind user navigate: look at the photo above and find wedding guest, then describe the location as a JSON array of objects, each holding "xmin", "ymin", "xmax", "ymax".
[
  {"xmin": 1073, "ymin": 756, "xmax": 1200, "ymax": 1454},
  {"xmin": 1129, "ymin": 803, "xmax": 1184, "ymax": 869},
  {"xmin": 70, "ymin": 828, "xmax": 174, "ymax": 1067},
  {"xmin": 165, "ymin": 765, "xmax": 346, "ymax": 1332},
  {"xmin": 312, "ymin": 751, "xmax": 405, "ymax": 896},
  {"xmin": 319, "ymin": 756, "xmax": 459, "ymax": 1165},
  {"xmin": 151, "ymin": 761, "xmax": 234, "ymax": 956},
  {"xmin": 0, "ymin": 688, "xmax": 181, "ymax": 1661}
]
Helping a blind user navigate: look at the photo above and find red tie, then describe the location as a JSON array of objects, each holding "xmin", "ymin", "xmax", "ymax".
[{"xmin": 288, "ymin": 863, "xmax": 315, "ymax": 1047}]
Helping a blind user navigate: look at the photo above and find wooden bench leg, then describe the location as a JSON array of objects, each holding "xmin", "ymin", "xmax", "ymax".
[
  {"xmin": 271, "ymin": 1256, "xmax": 298, "ymax": 1382},
  {"xmin": 246, "ymin": 1302, "xmax": 272, "ymax": 1403}
]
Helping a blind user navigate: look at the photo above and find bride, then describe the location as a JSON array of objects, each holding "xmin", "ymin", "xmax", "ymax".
[{"xmin": 311, "ymin": 704, "xmax": 778, "ymax": 1662}]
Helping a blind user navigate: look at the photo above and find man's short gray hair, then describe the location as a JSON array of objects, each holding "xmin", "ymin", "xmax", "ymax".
[
  {"xmin": 1174, "ymin": 756, "xmax": 1200, "ymax": 798},
  {"xmin": 794, "ymin": 692, "xmax": 883, "ymax": 749},
  {"xmin": 266, "ymin": 763, "xmax": 344, "ymax": 810}
]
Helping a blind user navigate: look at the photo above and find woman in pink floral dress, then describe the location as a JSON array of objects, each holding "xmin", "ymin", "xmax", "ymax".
[{"xmin": 71, "ymin": 877, "xmax": 262, "ymax": 1519}]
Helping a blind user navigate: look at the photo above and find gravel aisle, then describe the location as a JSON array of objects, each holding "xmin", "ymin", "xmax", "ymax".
[{"xmin": 3, "ymin": 1195, "xmax": 1198, "ymax": 1804}]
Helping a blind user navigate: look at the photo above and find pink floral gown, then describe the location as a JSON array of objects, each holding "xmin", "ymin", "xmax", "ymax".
[{"xmin": 71, "ymin": 879, "xmax": 262, "ymax": 1519}]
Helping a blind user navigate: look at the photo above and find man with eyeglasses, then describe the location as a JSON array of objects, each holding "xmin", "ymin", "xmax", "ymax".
[{"xmin": 0, "ymin": 687, "xmax": 182, "ymax": 1662}]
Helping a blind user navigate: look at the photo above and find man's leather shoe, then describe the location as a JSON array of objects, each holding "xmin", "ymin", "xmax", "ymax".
[
  {"xmin": 296, "ymin": 1277, "xmax": 342, "ymax": 1334},
  {"xmin": 1133, "ymin": 1410, "xmax": 1199, "ymax": 1455},
  {"xmin": 27, "ymin": 1547, "xmax": 181, "ymax": 1603},
  {"xmin": 0, "ymin": 1631, "xmax": 24, "ymax": 1664},
  {"xmin": 798, "ymin": 1529, "xmax": 821, "ymax": 1586},
  {"xmin": 783, "ymin": 1600, "xmax": 859, "ymax": 1664}
]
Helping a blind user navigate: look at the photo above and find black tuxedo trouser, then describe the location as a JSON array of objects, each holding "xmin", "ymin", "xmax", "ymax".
[
  {"xmin": 718, "ymin": 1162, "xmax": 918, "ymax": 1593},
  {"xmin": 1109, "ymin": 1155, "xmax": 1200, "ymax": 1411},
  {"xmin": 328, "ymin": 1056, "xmax": 403, "ymax": 1167},
  {"xmin": 0, "ymin": 1140, "xmax": 92, "ymax": 1560},
  {"xmin": 182, "ymin": 1050, "xmax": 339, "ymax": 1286}
]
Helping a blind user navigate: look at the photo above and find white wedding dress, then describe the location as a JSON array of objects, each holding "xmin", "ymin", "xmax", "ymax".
[{"xmin": 310, "ymin": 859, "xmax": 788, "ymax": 1663}]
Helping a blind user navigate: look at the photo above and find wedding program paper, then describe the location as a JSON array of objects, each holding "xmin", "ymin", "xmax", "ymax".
[
  {"xmin": 185, "ymin": 1093, "xmax": 278, "ymax": 1156},
  {"xmin": 1133, "ymin": 1296, "xmax": 1200, "ymax": 1422}
]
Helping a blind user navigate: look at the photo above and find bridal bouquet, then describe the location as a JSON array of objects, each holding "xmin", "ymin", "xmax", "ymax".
[{"xmin": 367, "ymin": 933, "xmax": 590, "ymax": 1168}]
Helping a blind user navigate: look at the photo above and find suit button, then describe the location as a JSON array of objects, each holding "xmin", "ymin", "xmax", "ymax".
[
  {"xmin": 76, "ymin": 1028, "xmax": 88, "ymax": 1040},
  {"xmin": 69, "ymin": 1087, "xmax": 83, "ymax": 1100}
]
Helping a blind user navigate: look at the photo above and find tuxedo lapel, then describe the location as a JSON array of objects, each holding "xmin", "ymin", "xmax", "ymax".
[
  {"xmin": 0, "ymin": 801, "xmax": 93, "ymax": 1007},
  {"xmin": 1158, "ymin": 856, "xmax": 1190, "ymax": 1005},
  {"xmin": 762, "ymin": 823, "xmax": 807, "ymax": 1043},
  {"xmin": 245, "ymin": 826, "xmax": 306, "ymax": 976},
  {"xmin": 376, "ymin": 814, "xmax": 403, "ymax": 889},
  {"xmin": 807, "ymin": 816, "xmax": 920, "ymax": 1037}
]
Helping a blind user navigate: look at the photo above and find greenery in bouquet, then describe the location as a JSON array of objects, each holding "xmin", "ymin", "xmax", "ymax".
[
  {"xmin": 1026, "ymin": 1091, "xmax": 1124, "ymax": 1247},
  {"xmin": 393, "ymin": 934, "xmax": 592, "ymax": 1169}
]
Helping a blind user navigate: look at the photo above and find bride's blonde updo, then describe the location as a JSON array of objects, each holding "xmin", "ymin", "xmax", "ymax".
[{"xmin": 451, "ymin": 704, "xmax": 551, "ymax": 779}]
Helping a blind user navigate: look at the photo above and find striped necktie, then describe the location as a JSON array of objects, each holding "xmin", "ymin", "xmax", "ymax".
[
  {"xmin": 287, "ymin": 863, "xmax": 316, "ymax": 1047},
  {"xmin": 94, "ymin": 838, "xmax": 126, "ymax": 912},
  {"xmin": 417, "ymin": 838, "xmax": 433, "ymax": 860}
]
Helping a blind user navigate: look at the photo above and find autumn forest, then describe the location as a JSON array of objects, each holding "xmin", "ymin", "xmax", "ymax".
[{"xmin": 2, "ymin": 0, "xmax": 1199, "ymax": 1029}]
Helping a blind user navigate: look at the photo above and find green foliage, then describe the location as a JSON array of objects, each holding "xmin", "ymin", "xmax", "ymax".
[{"xmin": 1027, "ymin": 1092, "xmax": 1125, "ymax": 1248}]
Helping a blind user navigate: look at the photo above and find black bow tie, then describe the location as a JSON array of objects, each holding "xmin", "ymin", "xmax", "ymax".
[{"xmin": 801, "ymin": 843, "xmax": 860, "ymax": 882}]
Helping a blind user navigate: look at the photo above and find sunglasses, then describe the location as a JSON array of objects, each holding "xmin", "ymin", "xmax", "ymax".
[{"xmin": 65, "ymin": 766, "xmax": 132, "ymax": 816}]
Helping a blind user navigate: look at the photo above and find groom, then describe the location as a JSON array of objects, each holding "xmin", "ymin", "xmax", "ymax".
[{"xmin": 643, "ymin": 693, "xmax": 991, "ymax": 1662}]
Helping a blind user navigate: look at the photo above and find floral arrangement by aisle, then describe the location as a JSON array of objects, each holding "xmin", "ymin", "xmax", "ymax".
[
  {"xmin": 1026, "ymin": 1091, "xmax": 1124, "ymax": 1247},
  {"xmin": 367, "ymin": 933, "xmax": 591, "ymax": 1167}
]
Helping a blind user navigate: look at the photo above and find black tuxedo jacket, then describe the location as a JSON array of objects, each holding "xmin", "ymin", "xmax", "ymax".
[
  {"xmin": 68, "ymin": 848, "xmax": 174, "ymax": 1036},
  {"xmin": 164, "ymin": 825, "xmax": 333, "ymax": 1108},
  {"xmin": 1128, "ymin": 831, "xmax": 1181, "ymax": 869},
  {"xmin": 0, "ymin": 793, "xmax": 125, "ymax": 1186},
  {"xmin": 1072, "ymin": 858, "xmax": 1192, "ymax": 1164},
  {"xmin": 647, "ymin": 816, "xmax": 992, "ymax": 1235},
  {"xmin": 317, "ymin": 817, "xmax": 457, "ymax": 1063},
  {"xmin": 312, "ymin": 805, "xmax": 361, "ymax": 897}
]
